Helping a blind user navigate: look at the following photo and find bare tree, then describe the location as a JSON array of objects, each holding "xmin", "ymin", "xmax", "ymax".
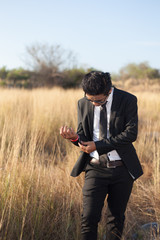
[{"xmin": 24, "ymin": 42, "xmax": 77, "ymax": 87}]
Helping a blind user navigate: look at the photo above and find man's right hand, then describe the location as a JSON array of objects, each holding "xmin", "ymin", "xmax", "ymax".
[{"xmin": 60, "ymin": 126, "xmax": 78, "ymax": 140}]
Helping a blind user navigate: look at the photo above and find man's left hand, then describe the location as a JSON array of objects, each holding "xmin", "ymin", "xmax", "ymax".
[{"xmin": 78, "ymin": 141, "xmax": 96, "ymax": 154}]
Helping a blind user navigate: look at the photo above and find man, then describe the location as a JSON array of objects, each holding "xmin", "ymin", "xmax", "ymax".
[{"xmin": 60, "ymin": 71, "xmax": 143, "ymax": 240}]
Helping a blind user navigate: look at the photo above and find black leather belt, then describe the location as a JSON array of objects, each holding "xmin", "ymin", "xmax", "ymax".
[{"xmin": 90, "ymin": 158, "xmax": 123, "ymax": 168}]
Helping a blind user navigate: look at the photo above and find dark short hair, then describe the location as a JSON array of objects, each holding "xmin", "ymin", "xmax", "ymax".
[{"xmin": 81, "ymin": 71, "xmax": 112, "ymax": 95}]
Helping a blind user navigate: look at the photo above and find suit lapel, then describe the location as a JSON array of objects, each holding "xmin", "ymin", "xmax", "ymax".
[{"xmin": 109, "ymin": 88, "xmax": 121, "ymax": 135}]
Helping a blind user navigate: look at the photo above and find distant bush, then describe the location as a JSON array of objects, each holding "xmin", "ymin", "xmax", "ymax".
[
  {"xmin": 119, "ymin": 62, "xmax": 160, "ymax": 80},
  {"xmin": 62, "ymin": 68, "xmax": 86, "ymax": 88},
  {"xmin": 0, "ymin": 60, "xmax": 160, "ymax": 89},
  {"xmin": 7, "ymin": 68, "xmax": 31, "ymax": 85},
  {"xmin": 0, "ymin": 66, "xmax": 9, "ymax": 80}
]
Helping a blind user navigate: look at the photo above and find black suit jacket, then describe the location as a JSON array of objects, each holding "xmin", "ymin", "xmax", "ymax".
[{"xmin": 71, "ymin": 87, "xmax": 143, "ymax": 180}]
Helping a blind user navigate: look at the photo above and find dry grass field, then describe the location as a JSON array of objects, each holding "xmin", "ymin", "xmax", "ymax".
[{"xmin": 0, "ymin": 85, "xmax": 160, "ymax": 240}]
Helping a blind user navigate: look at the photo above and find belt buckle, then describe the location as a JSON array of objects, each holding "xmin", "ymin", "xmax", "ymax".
[{"xmin": 107, "ymin": 161, "xmax": 116, "ymax": 169}]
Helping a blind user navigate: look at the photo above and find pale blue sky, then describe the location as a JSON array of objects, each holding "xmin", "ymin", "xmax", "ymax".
[{"xmin": 0, "ymin": 0, "xmax": 160, "ymax": 73}]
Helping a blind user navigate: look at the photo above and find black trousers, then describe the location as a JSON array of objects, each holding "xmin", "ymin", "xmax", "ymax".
[{"xmin": 81, "ymin": 164, "xmax": 134, "ymax": 240}]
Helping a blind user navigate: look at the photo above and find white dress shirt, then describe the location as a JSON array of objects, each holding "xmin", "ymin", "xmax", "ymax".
[{"xmin": 90, "ymin": 87, "xmax": 121, "ymax": 161}]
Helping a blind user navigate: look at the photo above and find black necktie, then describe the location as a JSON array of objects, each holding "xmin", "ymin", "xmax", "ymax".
[
  {"xmin": 99, "ymin": 103, "xmax": 108, "ymax": 165},
  {"xmin": 99, "ymin": 103, "xmax": 107, "ymax": 140}
]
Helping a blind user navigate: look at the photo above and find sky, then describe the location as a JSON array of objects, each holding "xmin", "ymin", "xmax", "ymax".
[{"xmin": 0, "ymin": 0, "xmax": 160, "ymax": 73}]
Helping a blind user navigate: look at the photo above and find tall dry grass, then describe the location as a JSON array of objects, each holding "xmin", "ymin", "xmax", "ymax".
[{"xmin": 0, "ymin": 87, "xmax": 159, "ymax": 240}]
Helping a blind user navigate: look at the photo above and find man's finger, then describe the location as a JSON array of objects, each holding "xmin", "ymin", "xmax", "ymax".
[
  {"xmin": 78, "ymin": 142, "xmax": 84, "ymax": 148},
  {"xmin": 63, "ymin": 125, "xmax": 67, "ymax": 133},
  {"xmin": 67, "ymin": 128, "xmax": 71, "ymax": 133},
  {"xmin": 78, "ymin": 143, "xmax": 86, "ymax": 151},
  {"xmin": 81, "ymin": 141, "xmax": 88, "ymax": 146},
  {"xmin": 60, "ymin": 126, "xmax": 64, "ymax": 135}
]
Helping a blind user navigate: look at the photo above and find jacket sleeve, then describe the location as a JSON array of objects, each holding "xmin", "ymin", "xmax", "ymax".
[
  {"xmin": 71, "ymin": 100, "xmax": 88, "ymax": 147},
  {"xmin": 95, "ymin": 96, "xmax": 138, "ymax": 155}
]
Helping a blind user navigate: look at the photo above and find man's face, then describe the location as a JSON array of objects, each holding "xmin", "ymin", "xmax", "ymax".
[
  {"xmin": 85, "ymin": 89, "xmax": 112, "ymax": 106},
  {"xmin": 85, "ymin": 93, "xmax": 108, "ymax": 106}
]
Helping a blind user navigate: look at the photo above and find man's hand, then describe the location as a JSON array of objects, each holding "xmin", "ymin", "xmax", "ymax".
[
  {"xmin": 78, "ymin": 141, "xmax": 96, "ymax": 154},
  {"xmin": 60, "ymin": 125, "xmax": 78, "ymax": 140}
]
